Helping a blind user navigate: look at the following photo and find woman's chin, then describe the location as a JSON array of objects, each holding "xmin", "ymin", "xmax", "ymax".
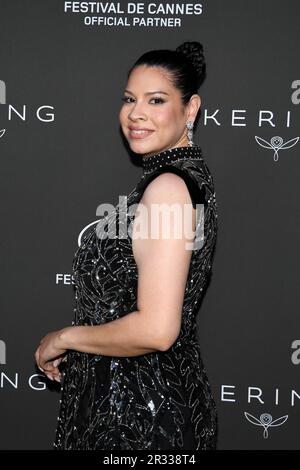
[{"xmin": 129, "ymin": 141, "xmax": 156, "ymax": 155}]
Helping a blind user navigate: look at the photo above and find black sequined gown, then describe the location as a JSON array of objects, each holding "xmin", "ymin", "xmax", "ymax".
[{"xmin": 54, "ymin": 145, "xmax": 218, "ymax": 450}]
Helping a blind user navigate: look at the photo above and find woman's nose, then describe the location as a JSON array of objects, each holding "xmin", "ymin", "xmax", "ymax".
[{"xmin": 128, "ymin": 101, "xmax": 147, "ymax": 120}]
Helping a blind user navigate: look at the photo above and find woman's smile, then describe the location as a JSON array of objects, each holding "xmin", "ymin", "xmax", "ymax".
[{"xmin": 128, "ymin": 128, "xmax": 155, "ymax": 139}]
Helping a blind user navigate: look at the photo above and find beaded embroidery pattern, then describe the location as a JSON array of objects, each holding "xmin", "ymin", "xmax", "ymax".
[{"xmin": 54, "ymin": 145, "xmax": 218, "ymax": 450}]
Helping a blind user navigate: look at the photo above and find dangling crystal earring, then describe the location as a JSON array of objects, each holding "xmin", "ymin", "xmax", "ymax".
[{"xmin": 186, "ymin": 121, "xmax": 194, "ymax": 146}]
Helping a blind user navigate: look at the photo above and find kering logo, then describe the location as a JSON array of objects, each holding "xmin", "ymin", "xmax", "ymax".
[
  {"xmin": 0, "ymin": 340, "xmax": 6, "ymax": 365},
  {"xmin": 255, "ymin": 135, "xmax": 299, "ymax": 161},
  {"xmin": 221, "ymin": 385, "xmax": 300, "ymax": 406},
  {"xmin": 244, "ymin": 412, "xmax": 288, "ymax": 439},
  {"xmin": 0, "ymin": 79, "xmax": 55, "ymax": 138},
  {"xmin": 254, "ymin": 82, "xmax": 300, "ymax": 161},
  {"xmin": 0, "ymin": 371, "xmax": 50, "ymax": 390}
]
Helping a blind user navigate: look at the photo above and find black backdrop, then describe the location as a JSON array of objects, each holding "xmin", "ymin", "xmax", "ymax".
[{"xmin": 0, "ymin": 0, "xmax": 299, "ymax": 450}]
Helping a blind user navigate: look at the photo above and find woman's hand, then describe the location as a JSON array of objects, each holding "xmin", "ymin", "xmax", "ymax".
[{"xmin": 35, "ymin": 329, "xmax": 68, "ymax": 382}]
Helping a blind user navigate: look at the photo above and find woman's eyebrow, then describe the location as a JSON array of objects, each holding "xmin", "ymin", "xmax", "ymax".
[{"xmin": 124, "ymin": 89, "xmax": 169, "ymax": 96}]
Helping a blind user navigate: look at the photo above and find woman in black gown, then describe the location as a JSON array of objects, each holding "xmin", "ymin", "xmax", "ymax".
[{"xmin": 35, "ymin": 41, "xmax": 218, "ymax": 450}]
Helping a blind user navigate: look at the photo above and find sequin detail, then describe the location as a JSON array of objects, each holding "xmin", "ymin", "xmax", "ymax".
[
  {"xmin": 54, "ymin": 144, "xmax": 218, "ymax": 450},
  {"xmin": 142, "ymin": 144, "xmax": 203, "ymax": 175}
]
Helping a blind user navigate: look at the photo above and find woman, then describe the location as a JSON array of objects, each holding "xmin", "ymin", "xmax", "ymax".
[{"xmin": 35, "ymin": 41, "xmax": 218, "ymax": 450}]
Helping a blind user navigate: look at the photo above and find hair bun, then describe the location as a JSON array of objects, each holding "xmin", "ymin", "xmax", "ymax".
[{"xmin": 176, "ymin": 41, "xmax": 206, "ymax": 83}]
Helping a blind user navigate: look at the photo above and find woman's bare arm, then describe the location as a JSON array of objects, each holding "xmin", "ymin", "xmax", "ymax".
[{"xmin": 35, "ymin": 172, "xmax": 196, "ymax": 376}]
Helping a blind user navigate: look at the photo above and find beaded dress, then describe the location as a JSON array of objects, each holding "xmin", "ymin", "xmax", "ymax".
[{"xmin": 54, "ymin": 144, "xmax": 218, "ymax": 450}]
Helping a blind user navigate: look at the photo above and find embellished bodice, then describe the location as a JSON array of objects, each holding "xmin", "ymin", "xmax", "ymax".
[
  {"xmin": 71, "ymin": 144, "xmax": 217, "ymax": 342},
  {"xmin": 55, "ymin": 144, "xmax": 219, "ymax": 450}
]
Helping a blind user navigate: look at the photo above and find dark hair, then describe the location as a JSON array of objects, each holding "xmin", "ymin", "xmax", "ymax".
[{"xmin": 127, "ymin": 41, "xmax": 206, "ymax": 106}]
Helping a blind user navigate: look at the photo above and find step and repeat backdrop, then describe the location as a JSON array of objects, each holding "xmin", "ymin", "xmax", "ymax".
[{"xmin": 0, "ymin": 0, "xmax": 299, "ymax": 450}]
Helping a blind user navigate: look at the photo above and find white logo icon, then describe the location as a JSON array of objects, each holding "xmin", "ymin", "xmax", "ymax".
[
  {"xmin": 244, "ymin": 412, "xmax": 288, "ymax": 438},
  {"xmin": 255, "ymin": 135, "xmax": 298, "ymax": 161}
]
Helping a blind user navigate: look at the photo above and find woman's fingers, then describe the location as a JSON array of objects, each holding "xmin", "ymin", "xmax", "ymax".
[
  {"xmin": 34, "ymin": 342, "xmax": 64, "ymax": 382},
  {"xmin": 47, "ymin": 374, "xmax": 61, "ymax": 382},
  {"xmin": 52, "ymin": 357, "xmax": 66, "ymax": 372},
  {"xmin": 45, "ymin": 369, "xmax": 62, "ymax": 382},
  {"xmin": 44, "ymin": 363, "xmax": 62, "ymax": 381},
  {"xmin": 35, "ymin": 348, "xmax": 43, "ymax": 372}
]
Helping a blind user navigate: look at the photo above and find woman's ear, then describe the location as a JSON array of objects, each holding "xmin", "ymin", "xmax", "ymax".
[{"xmin": 187, "ymin": 94, "xmax": 201, "ymax": 121}]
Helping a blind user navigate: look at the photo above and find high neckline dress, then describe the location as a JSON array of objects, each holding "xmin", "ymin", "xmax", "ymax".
[{"xmin": 54, "ymin": 144, "xmax": 218, "ymax": 450}]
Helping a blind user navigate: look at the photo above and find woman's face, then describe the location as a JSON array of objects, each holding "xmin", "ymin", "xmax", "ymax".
[{"xmin": 119, "ymin": 65, "xmax": 191, "ymax": 157}]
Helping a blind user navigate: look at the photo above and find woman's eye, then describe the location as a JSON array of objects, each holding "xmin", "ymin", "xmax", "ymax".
[
  {"xmin": 121, "ymin": 96, "xmax": 164, "ymax": 104},
  {"xmin": 122, "ymin": 96, "xmax": 133, "ymax": 103},
  {"xmin": 150, "ymin": 97, "xmax": 164, "ymax": 104}
]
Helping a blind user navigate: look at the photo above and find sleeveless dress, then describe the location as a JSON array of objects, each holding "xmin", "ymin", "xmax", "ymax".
[{"xmin": 54, "ymin": 144, "xmax": 218, "ymax": 450}]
